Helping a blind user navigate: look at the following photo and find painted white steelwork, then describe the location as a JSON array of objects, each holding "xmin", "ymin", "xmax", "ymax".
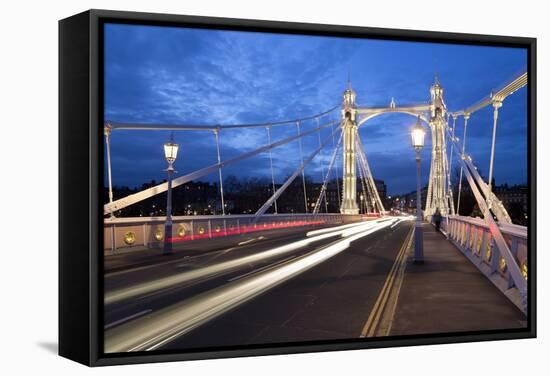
[{"xmin": 340, "ymin": 82, "xmax": 359, "ymax": 214}]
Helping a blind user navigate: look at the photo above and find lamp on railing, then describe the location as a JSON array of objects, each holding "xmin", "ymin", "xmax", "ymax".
[
  {"xmin": 411, "ymin": 116, "xmax": 425, "ymax": 263},
  {"xmin": 163, "ymin": 134, "xmax": 179, "ymax": 255}
]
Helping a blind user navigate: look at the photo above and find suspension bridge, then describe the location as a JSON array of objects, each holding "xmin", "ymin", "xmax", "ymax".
[{"xmin": 102, "ymin": 71, "xmax": 529, "ymax": 353}]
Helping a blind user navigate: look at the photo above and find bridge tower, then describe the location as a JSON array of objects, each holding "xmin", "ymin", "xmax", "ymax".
[
  {"xmin": 340, "ymin": 82, "xmax": 360, "ymax": 214},
  {"xmin": 425, "ymin": 77, "xmax": 452, "ymax": 216}
]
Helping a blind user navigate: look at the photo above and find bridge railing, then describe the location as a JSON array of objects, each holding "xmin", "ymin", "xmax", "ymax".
[
  {"xmin": 103, "ymin": 213, "xmax": 368, "ymax": 254},
  {"xmin": 439, "ymin": 215, "xmax": 528, "ymax": 312}
]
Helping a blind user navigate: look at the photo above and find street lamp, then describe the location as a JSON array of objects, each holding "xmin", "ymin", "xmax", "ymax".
[
  {"xmin": 163, "ymin": 135, "xmax": 179, "ymax": 255},
  {"xmin": 410, "ymin": 116, "xmax": 425, "ymax": 264}
]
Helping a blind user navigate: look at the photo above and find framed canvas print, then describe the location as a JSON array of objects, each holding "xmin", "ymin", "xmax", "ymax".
[{"xmin": 59, "ymin": 9, "xmax": 536, "ymax": 366}]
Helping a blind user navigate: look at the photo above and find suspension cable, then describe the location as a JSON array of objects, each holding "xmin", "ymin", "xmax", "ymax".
[
  {"xmin": 330, "ymin": 113, "xmax": 342, "ymax": 208},
  {"xmin": 356, "ymin": 151, "xmax": 369, "ymax": 214},
  {"xmin": 358, "ymin": 146, "xmax": 377, "ymax": 213},
  {"xmin": 456, "ymin": 113, "xmax": 470, "ymax": 215},
  {"xmin": 447, "ymin": 115, "xmax": 457, "ymax": 214},
  {"xmin": 104, "ymin": 126, "xmax": 115, "ymax": 218},
  {"xmin": 255, "ymin": 125, "xmax": 339, "ymax": 219},
  {"xmin": 296, "ymin": 121, "xmax": 309, "ymax": 213},
  {"xmin": 356, "ymin": 142, "xmax": 373, "ymax": 213},
  {"xmin": 316, "ymin": 117, "xmax": 329, "ymax": 213},
  {"xmin": 214, "ymin": 130, "xmax": 225, "ymax": 216},
  {"xmin": 487, "ymin": 100, "xmax": 502, "ymax": 198},
  {"xmin": 356, "ymin": 138, "xmax": 385, "ymax": 214},
  {"xmin": 107, "ymin": 104, "xmax": 341, "ymax": 131},
  {"xmin": 104, "ymin": 120, "xmax": 337, "ymax": 215},
  {"xmin": 312, "ymin": 130, "xmax": 343, "ymax": 214},
  {"xmin": 266, "ymin": 126, "xmax": 278, "ymax": 214}
]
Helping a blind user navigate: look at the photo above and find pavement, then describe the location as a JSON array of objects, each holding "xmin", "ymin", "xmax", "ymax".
[{"xmin": 389, "ymin": 223, "xmax": 527, "ymax": 336}]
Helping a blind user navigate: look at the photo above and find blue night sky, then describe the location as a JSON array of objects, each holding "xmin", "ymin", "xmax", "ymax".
[{"xmin": 104, "ymin": 23, "xmax": 527, "ymax": 195}]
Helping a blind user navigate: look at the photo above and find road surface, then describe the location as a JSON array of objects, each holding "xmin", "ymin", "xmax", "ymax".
[{"xmin": 103, "ymin": 217, "xmax": 413, "ymax": 352}]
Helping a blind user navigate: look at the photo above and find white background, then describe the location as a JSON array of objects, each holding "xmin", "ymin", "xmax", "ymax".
[{"xmin": 0, "ymin": 0, "xmax": 547, "ymax": 374}]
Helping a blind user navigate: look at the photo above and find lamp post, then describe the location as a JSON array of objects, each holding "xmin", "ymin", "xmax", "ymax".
[
  {"xmin": 410, "ymin": 116, "xmax": 426, "ymax": 264},
  {"xmin": 163, "ymin": 135, "xmax": 179, "ymax": 255}
]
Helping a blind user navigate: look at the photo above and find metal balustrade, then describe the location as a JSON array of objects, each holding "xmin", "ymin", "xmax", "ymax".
[
  {"xmin": 104, "ymin": 213, "xmax": 370, "ymax": 253},
  {"xmin": 439, "ymin": 215, "xmax": 528, "ymax": 312}
]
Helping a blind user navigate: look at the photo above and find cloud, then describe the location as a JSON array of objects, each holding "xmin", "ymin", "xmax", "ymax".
[{"xmin": 104, "ymin": 23, "xmax": 528, "ymax": 195}]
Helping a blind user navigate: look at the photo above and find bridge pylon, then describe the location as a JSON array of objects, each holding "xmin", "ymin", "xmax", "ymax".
[
  {"xmin": 340, "ymin": 82, "xmax": 360, "ymax": 214},
  {"xmin": 425, "ymin": 77, "xmax": 453, "ymax": 217}
]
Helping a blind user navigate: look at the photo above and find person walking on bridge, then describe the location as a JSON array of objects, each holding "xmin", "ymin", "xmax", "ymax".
[{"xmin": 433, "ymin": 207, "xmax": 442, "ymax": 232}]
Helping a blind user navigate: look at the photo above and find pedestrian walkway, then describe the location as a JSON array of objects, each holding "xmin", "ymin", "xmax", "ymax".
[{"xmin": 389, "ymin": 223, "xmax": 526, "ymax": 336}]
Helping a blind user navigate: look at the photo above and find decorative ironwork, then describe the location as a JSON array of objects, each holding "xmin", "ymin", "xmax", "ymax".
[
  {"xmin": 154, "ymin": 229, "xmax": 163, "ymax": 241},
  {"xmin": 123, "ymin": 231, "xmax": 136, "ymax": 245},
  {"xmin": 521, "ymin": 260, "xmax": 528, "ymax": 280},
  {"xmin": 476, "ymin": 232, "xmax": 482, "ymax": 255},
  {"xmin": 485, "ymin": 236, "xmax": 492, "ymax": 261},
  {"xmin": 499, "ymin": 256, "xmax": 507, "ymax": 272}
]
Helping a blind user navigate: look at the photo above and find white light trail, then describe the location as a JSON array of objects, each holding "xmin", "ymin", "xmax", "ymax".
[
  {"xmin": 105, "ymin": 219, "xmax": 389, "ymax": 305},
  {"xmin": 105, "ymin": 218, "xmax": 401, "ymax": 352}
]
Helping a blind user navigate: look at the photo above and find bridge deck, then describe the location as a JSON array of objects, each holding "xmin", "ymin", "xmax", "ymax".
[{"xmin": 389, "ymin": 223, "xmax": 526, "ymax": 336}]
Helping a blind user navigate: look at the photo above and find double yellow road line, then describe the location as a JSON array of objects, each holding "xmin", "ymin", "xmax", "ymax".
[{"xmin": 360, "ymin": 224, "xmax": 414, "ymax": 338}]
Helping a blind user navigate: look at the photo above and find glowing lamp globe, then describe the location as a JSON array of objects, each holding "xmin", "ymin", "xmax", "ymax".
[
  {"xmin": 410, "ymin": 118, "xmax": 426, "ymax": 151},
  {"xmin": 164, "ymin": 142, "xmax": 179, "ymax": 164}
]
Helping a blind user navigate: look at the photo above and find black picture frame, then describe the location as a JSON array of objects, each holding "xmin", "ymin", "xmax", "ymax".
[{"xmin": 59, "ymin": 8, "xmax": 537, "ymax": 367}]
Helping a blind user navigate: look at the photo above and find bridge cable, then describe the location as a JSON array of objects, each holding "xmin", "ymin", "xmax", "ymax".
[
  {"xmin": 356, "ymin": 141, "xmax": 376, "ymax": 213},
  {"xmin": 456, "ymin": 114, "xmax": 470, "ymax": 215},
  {"xmin": 106, "ymin": 104, "xmax": 341, "ymax": 132},
  {"xmin": 254, "ymin": 125, "xmax": 340, "ymax": 219},
  {"xmin": 487, "ymin": 100, "xmax": 503, "ymax": 202},
  {"xmin": 214, "ymin": 130, "xmax": 226, "ymax": 216},
  {"xmin": 330, "ymin": 112, "xmax": 342, "ymax": 208},
  {"xmin": 358, "ymin": 146, "xmax": 377, "ymax": 213},
  {"xmin": 312, "ymin": 130, "xmax": 344, "ymax": 215},
  {"xmin": 296, "ymin": 121, "xmax": 309, "ymax": 213},
  {"xmin": 104, "ymin": 120, "xmax": 337, "ymax": 215},
  {"xmin": 316, "ymin": 117, "xmax": 329, "ymax": 213},
  {"xmin": 356, "ymin": 138, "xmax": 386, "ymax": 214},
  {"xmin": 104, "ymin": 126, "xmax": 115, "ymax": 218},
  {"xmin": 266, "ymin": 126, "xmax": 278, "ymax": 214},
  {"xmin": 447, "ymin": 115, "xmax": 457, "ymax": 215},
  {"xmin": 356, "ymin": 151, "xmax": 370, "ymax": 214},
  {"xmin": 447, "ymin": 118, "xmax": 511, "ymax": 223},
  {"xmin": 441, "ymin": 117, "xmax": 455, "ymax": 216}
]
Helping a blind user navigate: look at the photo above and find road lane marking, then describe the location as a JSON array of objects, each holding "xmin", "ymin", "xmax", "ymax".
[
  {"xmin": 360, "ymin": 224, "xmax": 414, "ymax": 338},
  {"xmin": 238, "ymin": 236, "xmax": 265, "ymax": 246},
  {"xmin": 104, "ymin": 223, "xmax": 368, "ymax": 306},
  {"xmin": 375, "ymin": 227, "xmax": 414, "ymax": 336},
  {"xmin": 104, "ymin": 309, "xmax": 152, "ymax": 330},
  {"xmin": 104, "ymin": 219, "xmax": 398, "ymax": 352}
]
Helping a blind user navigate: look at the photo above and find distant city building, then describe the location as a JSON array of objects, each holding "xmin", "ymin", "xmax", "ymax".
[
  {"xmin": 494, "ymin": 184, "xmax": 528, "ymax": 225},
  {"xmin": 107, "ymin": 176, "xmax": 389, "ymax": 217},
  {"xmin": 324, "ymin": 178, "xmax": 387, "ymax": 213},
  {"xmin": 494, "ymin": 184, "xmax": 528, "ymax": 210}
]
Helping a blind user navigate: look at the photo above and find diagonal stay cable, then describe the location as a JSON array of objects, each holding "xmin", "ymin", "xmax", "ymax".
[
  {"xmin": 104, "ymin": 120, "xmax": 338, "ymax": 215},
  {"xmin": 313, "ymin": 130, "xmax": 343, "ymax": 215},
  {"xmin": 254, "ymin": 125, "xmax": 341, "ymax": 219}
]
